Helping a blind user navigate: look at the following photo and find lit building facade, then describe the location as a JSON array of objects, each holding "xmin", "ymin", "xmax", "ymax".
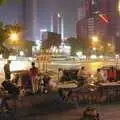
[
  {"xmin": 76, "ymin": 0, "xmax": 120, "ymax": 53},
  {"xmin": 77, "ymin": 0, "xmax": 120, "ymax": 40},
  {"xmin": 76, "ymin": 18, "xmax": 88, "ymax": 38}
]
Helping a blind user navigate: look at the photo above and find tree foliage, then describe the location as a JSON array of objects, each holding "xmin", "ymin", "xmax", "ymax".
[
  {"xmin": 0, "ymin": 0, "xmax": 7, "ymax": 5},
  {"xmin": 0, "ymin": 21, "xmax": 23, "ymax": 58},
  {"xmin": 0, "ymin": 0, "xmax": 22, "ymax": 5},
  {"xmin": 42, "ymin": 32, "xmax": 61, "ymax": 50},
  {"xmin": 66, "ymin": 37, "xmax": 86, "ymax": 55}
]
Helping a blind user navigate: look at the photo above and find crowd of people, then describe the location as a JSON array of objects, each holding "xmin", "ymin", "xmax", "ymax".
[
  {"xmin": 59, "ymin": 65, "xmax": 120, "ymax": 87},
  {"xmin": 93, "ymin": 66, "xmax": 120, "ymax": 84},
  {"xmin": 77, "ymin": 65, "xmax": 120, "ymax": 85},
  {"xmin": 2, "ymin": 61, "xmax": 120, "ymax": 120},
  {"xmin": 57, "ymin": 66, "xmax": 120, "ymax": 105},
  {"xmin": 0, "ymin": 60, "xmax": 53, "ymax": 119},
  {"xmin": 3, "ymin": 60, "xmax": 51, "ymax": 96}
]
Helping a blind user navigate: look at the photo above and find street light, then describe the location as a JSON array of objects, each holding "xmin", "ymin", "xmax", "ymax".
[
  {"xmin": 93, "ymin": 47, "xmax": 96, "ymax": 51},
  {"xmin": 76, "ymin": 51, "xmax": 83, "ymax": 57},
  {"xmin": 19, "ymin": 51, "xmax": 24, "ymax": 56},
  {"xmin": 0, "ymin": 54, "xmax": 3, "ymax": 59},
  {"xmin": 57, "ymin": 13, "xmax": 61, "ymax": 18},
  {"xmin": 9, "ymin": 32, "xmax": 19, "ymax": 41},
  {"xmin": 107, "ymin": 43, "xmax": 112, "ymax": 47},
  {"xmin": 92, "ymin": 36, "xmax": 99, "ymax": 43}
]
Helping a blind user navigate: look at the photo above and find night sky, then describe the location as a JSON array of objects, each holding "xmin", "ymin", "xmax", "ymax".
[{"xmin": 0, "ymin": 0, "xmax": 81, "ymax": 38}]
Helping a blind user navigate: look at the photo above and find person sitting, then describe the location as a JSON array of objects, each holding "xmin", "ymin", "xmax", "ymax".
[
  {"xmin": 43, "ymin": 73, "xmax": 51, "ymax": 93},
  {"xmin": 107, "ymin": 67, "xmax": 116, "ymax": 82},
  {"xmin": 11, "ymin": 74, "xmax": 19, "ymax": 86},
  {"xmin": 77, "ymin": 66, "xmax": 88, "ymax": 86},
  {"xmin": 95, "ymin": 69, "xmax": 104, "ymax": 84}
]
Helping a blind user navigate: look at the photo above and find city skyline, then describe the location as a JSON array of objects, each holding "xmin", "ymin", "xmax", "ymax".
[{"xmin": 0, "ymin": 0, "xmax": 82, "ymax": 39}]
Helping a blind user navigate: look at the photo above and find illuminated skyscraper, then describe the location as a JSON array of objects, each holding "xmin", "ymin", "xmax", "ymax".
[
  {"xmin": 51, "ymin": 12, "xmax": 64, "ymax": 41},
  {"xmin": 77, "ymin": 0, "xmax": 120, "ymax": 38},
  {"xmin": 77, "ymin": 0, "xmax": 86, "ymax": 21},
  {"xmin": 76, "ymin": 0, "xmax": 120, "ymax": 52}
]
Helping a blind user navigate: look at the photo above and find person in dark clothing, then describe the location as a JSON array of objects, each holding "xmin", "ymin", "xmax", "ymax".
[
  {"xmin": 43, "ymin": 73, "xmax": 51, "ymax": 93},
  {"xmin": 80, "ymin": 107, "xmax": 100, "ymax": 120},
  {"xmin": 58, "ymin": 88, "xmax": 65, "ymax": 101},
  {"xmin": 4, "ymin": 60, "xmax": 11, "ymax": 81},
  {"xmin": 21, "ymin": 71, "xmax": 32, "ymax": 95}
]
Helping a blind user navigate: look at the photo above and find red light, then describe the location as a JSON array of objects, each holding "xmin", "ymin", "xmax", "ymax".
[{"xmin": 98, "ymin": 14, "xmax": 109, "ymax": 23}]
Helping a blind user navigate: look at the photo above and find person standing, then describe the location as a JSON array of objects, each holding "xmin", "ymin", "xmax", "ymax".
[
  {"xmin": 30, "ymin": 62, "xmax": 38, "ymax": 94},
  {"xmin": 4, "ymin": 60, "xmax": 11, "ymax": 81},
  {"xmin": 58, "ymin": 68, "xmax": 63, "ymax": 81}
]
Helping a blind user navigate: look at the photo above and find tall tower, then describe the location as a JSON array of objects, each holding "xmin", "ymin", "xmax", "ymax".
[
  {"xmin": 50, "ymin": 15, "xmax": 53, "ymax": 32},
  {"xmin": 22, "ymin": 0, "xmax": 38, "ymax": 41},
  {"xmin": 50, "ymin": 12, "xmax": 64, "ymax": 41},
  {"xmin": 61, "ymin": 13, "xmax": 64, "ymax": 41},
  {"xmin": 77, "ymin": 0, "xmax": 86, "ymax": 20}
]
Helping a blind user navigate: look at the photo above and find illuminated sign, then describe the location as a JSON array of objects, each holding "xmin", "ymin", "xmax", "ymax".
[{"xmin": 98, "ymin": 14, "xmax": 109, "ymax": 24}]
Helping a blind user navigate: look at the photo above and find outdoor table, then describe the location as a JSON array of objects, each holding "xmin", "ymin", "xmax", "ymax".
[{"xmin": 57, "ymin": 81, "xmax": 78, "ymax": 89}]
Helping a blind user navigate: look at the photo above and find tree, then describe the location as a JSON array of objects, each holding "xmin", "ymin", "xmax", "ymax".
[
  {"xmin": 0, "ymin": 0, "xmax": 22, "ymax": 5},
  {"xmin": 66, "ymin": 37, "xmax": 85, "ymax": 55},
  {"xmin": 42, "ymin": 32, "xmax": 61, "ymax": 50},
  {"xmin": 0, "ymin": 0, "xmax": 7, "ymax": 5},
  {"xmin": 0, "ymin": 21, "xmax": 23, "ymax": 58},
  {"xmin": 0, "ymin": 0, "xmax": 23, "ymax": 58},
  {"xmin": 0, "ymin": 21, "xmax": 9, "ymax": 58}
]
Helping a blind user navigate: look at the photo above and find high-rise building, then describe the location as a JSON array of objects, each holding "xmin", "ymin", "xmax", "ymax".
[
  {"xmin": 22, "ymin": 0, "xmax": 38, "ymax": 41},
  {"xmin": 76, "ymin": 0, "xmax": 120, "ymax": 53},
  {"xmin": 76, "ymin": 18, "xmax": 88, "ymax": 38},
  {"xmin": 96, "ymin": 0, "xmax": 120, "ymax": 52},
  {"xmin": 51, "ymin": 13, "xmax": 58, "ymax": 33},
  {"xmin": 77, "ymin": 0, "xmax": 120, "ymax": 39},
  {"xmin": 51, "ymin": 12, "xmax": 64, "ymax": 41},
  {"xmin": 77, "ymin": 0, "xmax": 86, "ymax": 20}
]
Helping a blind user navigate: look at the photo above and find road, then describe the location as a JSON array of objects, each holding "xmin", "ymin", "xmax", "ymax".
[
  {"xmin": 48, "ymin": 59, "xmax": 117, "ymax": 73},
  {"xmin": 0, "ymin": 59, "xmax": 117, "ymax": 86},
  {"xmin": 15, "ymin": 92, "xmax": 120, "ymax": 120}
]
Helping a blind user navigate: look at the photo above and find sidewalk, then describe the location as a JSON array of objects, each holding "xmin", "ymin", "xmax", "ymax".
[
  {"xmin": 15, "ymin": 92, "xmax": 79, "ymax": 119},
  {"xmin": 9, "ymin": 92, "xmax": 120, "ymax": 120}
]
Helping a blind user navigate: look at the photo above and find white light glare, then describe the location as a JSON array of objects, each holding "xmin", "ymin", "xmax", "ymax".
[
  {"xmin": 90, "ymin": 55, "xmax": 97, "ymax": 59},
  {"xmin": 99, "ymin": 55, "xmax": 104, "ymax": 59}
]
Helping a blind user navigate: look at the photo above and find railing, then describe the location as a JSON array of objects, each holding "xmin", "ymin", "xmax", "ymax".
[{"xmin": 60, "ymin": 83, "xmax": 120, "ymax": 104}]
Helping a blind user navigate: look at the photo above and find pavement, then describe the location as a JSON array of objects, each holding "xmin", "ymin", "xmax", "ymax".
[
  {"xmin": 0, "ymin": 60, "xmax": 120, "ymax": 120},
  {"xmin": 8, "ymin": 92, "xmax": 120, "ymax": 120}
]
